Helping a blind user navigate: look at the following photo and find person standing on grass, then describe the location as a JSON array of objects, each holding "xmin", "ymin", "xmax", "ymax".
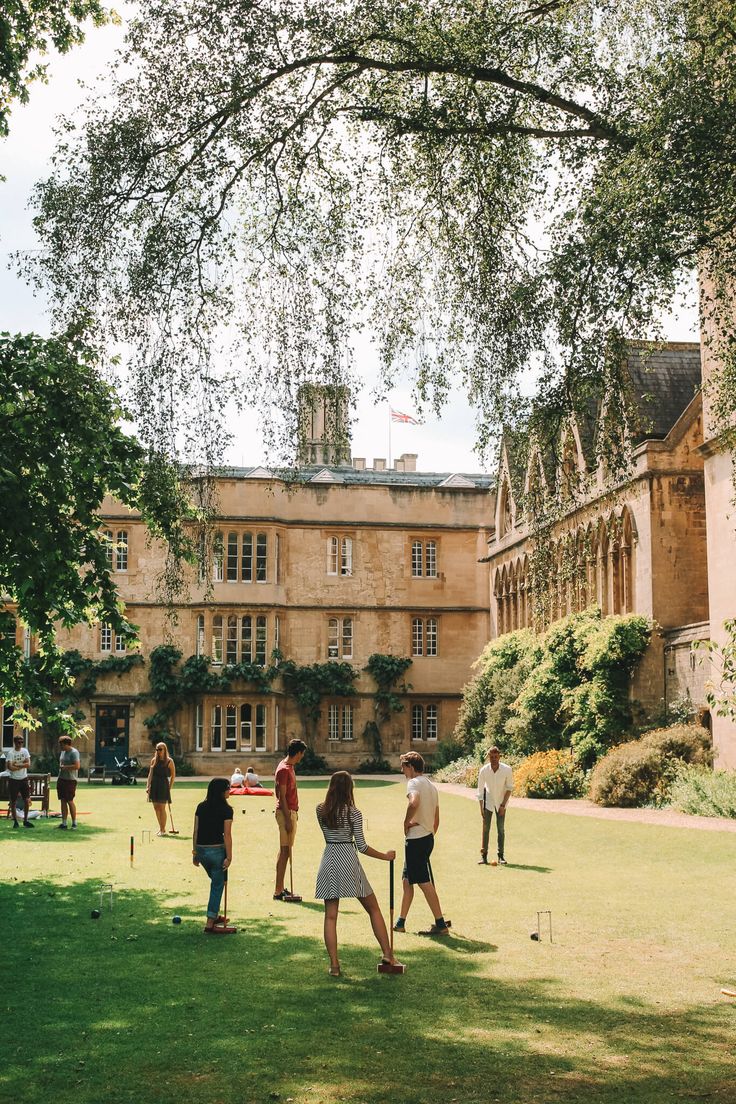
[
  {"xmin": 393, "ymin": 751, "xmax": 449, "ymax": 936},
  {"xmin": 57, "ymin": 736, "xmax": 80, "ymax": 829},
  {"xmin": 273, "ymin": 738, "xmax": 307, "ymax": 901},
  {"xmin": 7, "ymin": 734, "xmax": 33, "ymax": 829},
  {"xmin": 316, "ymin": 771, "xmax": 404, "ymax": 977},
  {"xmin": 146, "ymin": 741, "xmax": 176, "ymax": 836},
  {"xmin": 192, "ymin": 777, "xmax": 236, "ymax": 934},
  {"xmin": 476, "ymin": 746, "xmax": 513, "ymax": 865}
]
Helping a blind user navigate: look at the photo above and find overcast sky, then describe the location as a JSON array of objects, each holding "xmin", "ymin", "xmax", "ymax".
[{"xmin": 0, "ymin": 12, "xmax": 700, "ymax": 477}]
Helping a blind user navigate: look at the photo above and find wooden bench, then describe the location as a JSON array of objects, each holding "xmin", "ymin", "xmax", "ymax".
[
  {"xmin": 0, "ymin": 773, "xmax": 51, "ymax": 817},
  {"xmin": 87, "ymin": 764, "xmax": 107, "ymax": 784}
]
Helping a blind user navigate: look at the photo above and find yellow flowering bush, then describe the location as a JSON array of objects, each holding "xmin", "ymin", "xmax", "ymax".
[{"xmin": 513, "ymin": 749, "xmax": 586, "ymax": 799}]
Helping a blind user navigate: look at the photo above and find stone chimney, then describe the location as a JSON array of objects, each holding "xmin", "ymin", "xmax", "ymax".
[
  {"xmin": 399, "ymin": 452, "xmax": 418, "ymax": 472},
  {"xmin": 394, "ymin": 458, "xmax": 405, "ymax": 472},
  {"xmin": 373, "ymin": 458, "xmax": 386, "ymax": 471},
  {"xmin": 353, "ymin": 457, "xmax": 366, "ymax": 471}
]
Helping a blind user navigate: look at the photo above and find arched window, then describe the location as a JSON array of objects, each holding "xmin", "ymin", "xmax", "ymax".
[
  {"xmin": 327, "ymin": 536, "xmax": 339, "ymax": 575},
  {"xmin": 196, "ymin": 614, "xmax": 205, "ymax": 657},
  {"xmin": 256, "ymin": 533, "xmax": 268, "ymax": 582},
  {"xmin": 240, "ymin": 704, "xmax": 252, "ymax": 747},
  {"xmin": 241, "ymin": 616, "xmax": 252, "ymax": 662},
  {"xmin": 226, "ymin": 532, "xmax": 238, "ymax": 581},
  {"xmin": 341, "ymin": 537, "xmax": 353, "ymax": 576},
  {"xmin": 241, "ymin": 532, "xmax": 253, "ymax": 581},
  {"xmin": 116, "ymin": 530, "xmax": 128, "ymax": 572},
  {"xmin": 212, "ymin": 532, "xmax": 224, "ymax": 582},
  {"xmin": 212, "ymin": 615, "xmax": 223, "ymax": 665},
  {"xmin": 226, "ymin": 704, "xmax": 237, "ymax": 749},
  {"xmin": 255, "ymin": 616, "xmax": 267, "ymax": 664},
  {"xmin": 226, "ymin": 615, "xmax": 238, "ymax": 664}
]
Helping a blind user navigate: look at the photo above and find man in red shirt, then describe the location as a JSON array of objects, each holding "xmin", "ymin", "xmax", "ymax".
[{"xmin": 273, "ymin": 739, "xmax": 307, "ymax": 900}]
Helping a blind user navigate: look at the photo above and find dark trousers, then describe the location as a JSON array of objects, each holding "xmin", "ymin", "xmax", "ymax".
[{"xmin": 481, "ymin": 807, "xmax": 505, "ymax": 859}]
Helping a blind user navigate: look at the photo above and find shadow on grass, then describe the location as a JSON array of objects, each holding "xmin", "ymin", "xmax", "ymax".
[
  {"xmin": 502, "ymin": 862, "xmax": 553, "ymax": 873},
  {"xmin": 1, "ymin": 819, "xmax": 108, "ymax": 842},
  {"xmin": 1, "ymin": 878, "xmax": 735, "ymax": 1104},
  {"xmin": 296, "ymin": 778, "xmax": 397, "ymax": 790}
]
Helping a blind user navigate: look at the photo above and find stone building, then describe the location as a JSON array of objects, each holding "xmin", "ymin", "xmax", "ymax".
[
  {"xmin": 486, "ymin": 343, "xmax": 709, "ymax": 719},
  {"xmin": 40, "ymin": 456, "xmax": 491, "ymax": 774}
]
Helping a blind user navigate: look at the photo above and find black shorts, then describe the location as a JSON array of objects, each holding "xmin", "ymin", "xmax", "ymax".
[
  {"xmin": 403, "ymin": 834, "xmax": 434, "ymax": 885},
  {"xmin": 9, "ymin": 778, "xmax": 31, "ymax": 804},
  {"xmin": 57, "ymin": 778, "xmax": 78, "ymax": 801}
]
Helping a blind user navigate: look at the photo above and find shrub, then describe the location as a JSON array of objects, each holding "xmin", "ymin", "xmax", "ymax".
[
  {"xmin": 513, "ymin": 749, "xmax": 586, "ymax": 799},
  {"xmin": 355, "ymin": 757, "xmax": 392, "ymax": 774},
  {"xmin": 433, "ymin": 755, "xmax": 481, "ymax": 788},
  {"xmin": 668, "ymin": 764, "xmax": 736, "ymax": 818},
  {"xmin": 172, "ymin": 755, "xmax": 195, "ymax": 776},
  {"xmin": 294, "ymin": 746, "xmax": 330, "ymax": 775},
  {"xmin": 429, "ymin": 739, "xmax": 466, "ymax": 771},
  {"xmin": 589, "ymin": 724, "xmax": 712, "ymax": 807}
]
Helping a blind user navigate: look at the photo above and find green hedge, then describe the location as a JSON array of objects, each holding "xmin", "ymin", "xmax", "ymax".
[
  {"xmin": 454, "ymin": 609, "xmax": 651, "ymax": 768},
  {"xmin": 589, "ymin": 724, "xmax": 712, "ymax": 807}
]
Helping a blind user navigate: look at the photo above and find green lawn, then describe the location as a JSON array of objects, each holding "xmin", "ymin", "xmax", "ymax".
[{"xmin": 2, "ymin": 779, "xmax": 736, "ymax": 1104}]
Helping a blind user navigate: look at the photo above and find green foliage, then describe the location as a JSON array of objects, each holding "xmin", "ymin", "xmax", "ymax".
[
  {"xmin": 355, "ymin": 757, "xmax": 392, "ymax": 774},
  {"xmin": 513, "ymin": 749, "xmax": 586, "ymax": 800},
  {"xmin": 454, "ymin": 610, "xmax": 651, "ymax": 768},
  {"xmin": 668, "ymin": 764, "xmax": 736, "ymax": 819},
  {"xmin": 0, "ymin": 330, "xmax": 194, "ymax": 733},
  {"xmin": 294, "ymin": 745, "xmax": 330, "ymax": 775},
  {"xmin": 280, "ymin": 659, "xmax": 358, "ymax": 738},
  {"xmin": 26, "ymin": 2, "xmax": 736, "ymax": 472},
  {"xmin": 433, "ymin": 754, "xmax": 481, "ymax": 789},
  {"xmin": 144, "ymin": 645, "xmax": 280, "ymax": 741},
  {"xmin": 428, "ymin": 739, "xmax": 467, "ymax": 772},
  {"xmin": 589, "ymin": 724, "xmax": 712, "ymax": 808},
  {"xmin": 0, "ymin": 0, "xmax": 109, "ymax": 137},
  {"xmin": 362, "ymin": 653, "xmax": 412, "ymax": 761}
]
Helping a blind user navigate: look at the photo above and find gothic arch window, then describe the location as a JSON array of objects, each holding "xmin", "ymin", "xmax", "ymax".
[{"xmin": 498, "ymin": 478, "xmax": 513, "ymax": 538}]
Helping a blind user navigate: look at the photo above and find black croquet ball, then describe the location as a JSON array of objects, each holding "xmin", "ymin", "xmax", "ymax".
[
  {"xmin": 530, "ymin": 931, "xmax": 539, "ymax": 941},
  {"xmin": 172, "ymin": 915, "xmax": 182, "ymax": 925},
  {"xmin": 91, "ymin": 909, "xmax": 101, "ymax": 920}
]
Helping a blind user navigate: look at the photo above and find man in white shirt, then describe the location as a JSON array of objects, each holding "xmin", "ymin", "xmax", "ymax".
[
  {"xmin": 477, "ymin": 746, "xmax": 513, "ymax": 864},
  {"xmin": 393, "ymin": 751, "xmax": 450, "ymax": 936},
  {"xmin": 7, "ymin": 734, "xmax": 33, "ymax": 829}
]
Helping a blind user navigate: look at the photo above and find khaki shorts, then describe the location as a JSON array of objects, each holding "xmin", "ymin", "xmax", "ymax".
[{"xmin": 275, "ymin": 808, "xmax": 298, "ymax": 847}]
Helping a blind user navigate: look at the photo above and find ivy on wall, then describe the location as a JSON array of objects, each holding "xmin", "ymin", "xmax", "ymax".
[{"xmin": 359, "ymin": 654, "xmax": 413, "ymax": 771}]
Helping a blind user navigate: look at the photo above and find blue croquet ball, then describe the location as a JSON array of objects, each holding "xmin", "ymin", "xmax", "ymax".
[
  {"xmin": 91, "ymin": 909, "xmax": 101, "ymax": 920},
  {"xmin": 172, "ymin": 915, "xmax": 182, "ymax": 925}
]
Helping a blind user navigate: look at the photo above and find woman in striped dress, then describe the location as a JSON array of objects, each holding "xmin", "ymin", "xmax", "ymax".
[{"xmin": 316, "ymin": 771, "xmax": 403, "ymax": 976}]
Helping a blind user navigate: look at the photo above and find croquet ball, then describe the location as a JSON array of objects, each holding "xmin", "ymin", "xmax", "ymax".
[
  {"xmin": 490, "ymin": 860, "xmax": 498, "ymax": 866},
  {"xmin": 172, "ymin": 915, "xmax": 182, "ymax": 925},
  {"xmin": 90, "ymin": 909, "xmax": 101, "ymax": 920},
  {"xmin": 530, "ymin": 932, "xmax": 539, "ymax": 941}
]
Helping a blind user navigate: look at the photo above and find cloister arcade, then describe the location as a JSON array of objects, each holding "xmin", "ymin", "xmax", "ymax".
[{"xmin": 493, "ymin": 507, "xmax": 635, "ymax": 634}]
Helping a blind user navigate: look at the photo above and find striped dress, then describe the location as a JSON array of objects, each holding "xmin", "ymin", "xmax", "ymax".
[{"xmin": 315, "ymin": 806, "xmax": 374, "ymax": 899}]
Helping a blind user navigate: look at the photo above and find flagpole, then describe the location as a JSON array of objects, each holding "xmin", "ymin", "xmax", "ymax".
[{"xmin": 388, "ymin": 403, "xmax": 392, "ymax": 469}]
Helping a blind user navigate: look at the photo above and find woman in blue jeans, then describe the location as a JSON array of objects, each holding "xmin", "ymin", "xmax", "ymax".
[{"xmin": 192, "ymin": 778, "xmax": 236, "ymax": 934}]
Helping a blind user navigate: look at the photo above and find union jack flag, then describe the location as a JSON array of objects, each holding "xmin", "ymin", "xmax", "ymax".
[{"xmin": 390, "ymin": 408, "xmax": 419, "ymax": 425}]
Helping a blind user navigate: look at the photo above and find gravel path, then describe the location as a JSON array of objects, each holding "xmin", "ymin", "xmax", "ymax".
[{"xmin": 434, "ymin": 782, "xmax": 736, "ymax": 833}]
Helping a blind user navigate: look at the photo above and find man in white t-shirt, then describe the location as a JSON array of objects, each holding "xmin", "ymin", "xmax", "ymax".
[
  {"xmin": 7, "ymin": 734, "xmax": 33, "ymax": 829},
  {"xmin": 476, "ymin": 745, "xmax": 513, "ymax": 864},
  {"xmin": 393, "ymin": 751, "xmax": 449, "ymax": 936}
]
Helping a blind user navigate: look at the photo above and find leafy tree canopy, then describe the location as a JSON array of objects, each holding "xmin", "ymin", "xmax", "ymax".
[
  {"xmin": 0, "ymin": 329, "xmax": 195, "ymax": 727},
  {"xmin": 0, "ymin": 0, "xmax": 110, "ymax": 137},
  {"xmin": 23, "ymin": 0, "xmax": 736, "ymax": 464}
]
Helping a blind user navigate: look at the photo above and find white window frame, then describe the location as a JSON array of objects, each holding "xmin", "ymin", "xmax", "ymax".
[
  {"xmin": 103, "ymin": 528, "xmax": 114, "ymax": 567},
  {"xmin": 426, "ymin": 618, "xmax": 438, "ymax": 657},
  {"xmin": 100, "ymin": 624, "xmax": 112, "ymax": 653},
  {"xmin": 241, "ymin": 532, "xmax": 253, "ymax": 582},
  {"xmin": 114, "ymin": 632, "xmax": 126, "ymax": 655},
  {"xmin": 425, "ymin": 540, "xmax": 437, "ymax": 578},
  {"xmin": 341, "ymin": 537, "xmax": 353, "ymax": 577},
  {"xmin": 274, "ymin": 703, "xmax": 280, "ymax": 751},
  {"xmin": 196, "ymin": 614, "xmax": 205, "ymax": 657},
  {"xmin": 327, "ymin": 536, "xmax": 339, "ymax": 575},
  {"xmin": 342, "ymin": 704, "xmax": 354, "ymax": 741},
  {"xmin": 255, "ymin": 616, "xmax": 267, "ymax": 665},
  {"xmin": 411, "ymin": 540, "xmax": 423, "ymax": 577},
  {"xmin": 411, "ymin": 618, "xmax": 423, "ymax": 656},
  {"xmin": 211, "ymin": 705, "xmax": 222, "ymax": 750},
  {"xmin": 255, "ymin": 703, "xmax": 267, "ymax": 751},
  {"xmin": 328, "ymin": 703, "xmax": 340, "ymax": 741},
  {"xmin": 275, "ymin": 533, "xmax": 281, "ymax": 584},
  {"xmin": 195, "ymin": 703, "xmax": 203, "ymax": 751},
  {"xmin": 240, "ymin": 703, "xmax": 252, "ymax": 749},
  {"xmin": 212, "ymin": 615, "xmax": 223, "ymax": 665},
  {"xmin": 212, "ymin": 531, "xmax": 224, "ymax": 582},
  {"xmin": 115, "ymin": 530, "xmax": 128, "ymax": 572},
  {"xmin": 341, "ymin": 618, "xmax": 353, "ymax": 659},
  {"xmin": 226, "ymin": 532, "xmax": 238, "ymax": 581},
  {"xmin": 226, "ymin": 614, "xmax": 238, "ymax": 664},
  {"xmin": 426, "ymin": 704, "xmax": 438, "ymax": 740},
  {"xmin": 225, "ymin": 704, "xmax": 238, "ymax": 750},
  {"xmin": 412, "ymin": 704, "xmax": 424, "ymax": 741},
  {"xmin": 256, "ymin": 533, "xmax": 268, "ymax": 582}
]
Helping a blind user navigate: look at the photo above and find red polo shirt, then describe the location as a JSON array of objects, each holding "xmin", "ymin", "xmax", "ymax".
[{"xmin": 274, "ymin": 757, "xmax": 298, "ymax": 811}]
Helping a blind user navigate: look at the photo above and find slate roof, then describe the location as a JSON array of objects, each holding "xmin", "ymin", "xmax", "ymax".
[
  {"xmin": 217, "ymin": 464, "xmax": 493, "ymax": 491},
  {"xmin": 624, "ymin": 343, "xmax": 702, "ymax": 442}
]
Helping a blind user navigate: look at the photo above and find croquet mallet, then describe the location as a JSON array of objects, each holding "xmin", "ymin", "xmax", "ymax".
[
  {"xmin": 377, "ymin": 859, "xmax": 405, "ymax": 974},
  {"xmin": 215, "ymin": 872, "xmax": 237, "ymax": 934},
  {"xmin": 168, "ymin": 802, "xmax": 180, "ymax": 834}
]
